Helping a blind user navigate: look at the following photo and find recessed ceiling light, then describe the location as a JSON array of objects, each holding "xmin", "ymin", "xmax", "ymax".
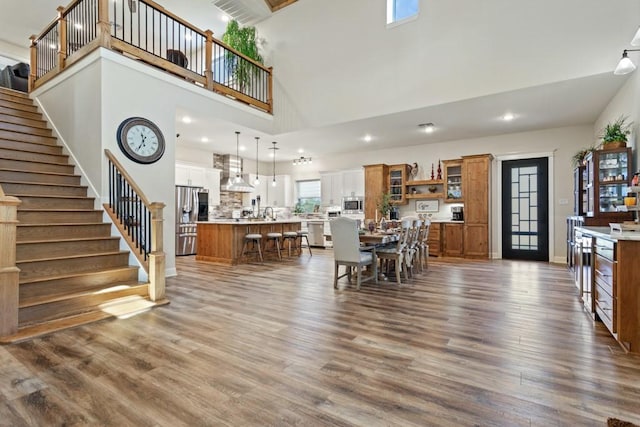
[
  {"xmin": 269, "ymin": 152, "xmax": 275, "ymax": 158},
  {"xmin": 201, "ymin": 137, "xmax": 209, "ymax": 142},
  {"xmin": 364, "ymin": 134, "xmax": 372, "ymax": 143},
  {"xmin": 502, "ymin": 113, "xmax": 515, "ymax": 121},
  {"xmin": 298, "ymin": 148, "xmax": 304, "ymax": 154},
  {"xmin": 182, "ymin": 116, "xmax": 192, "ymax": 124},
  {"xmin": 221, "ymin": 15, "xmax": 230, "ymax": 22},
  {"xmin": 239, "ymin": 145, "xmax": 246, "ymax": 151},
  {"xmin": 419, "ymin": 123, "xmax": 435, "ymax": 133}
]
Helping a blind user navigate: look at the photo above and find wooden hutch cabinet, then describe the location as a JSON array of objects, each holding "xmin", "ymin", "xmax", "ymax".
[
  {"xmin": 363, "ymin": 164, "xmax": 389, "ymax": 220},
  {"xmin": 462, "ymin": 154, "xmax": 492, "ymax": 258},
  {"xmin": 388, "ymin": 164, "xmax": 411, "ymax": 205},
  {"xmin": 443, "ymin": 159, "xmax": 463, "ymax": 203},
  {"xmin": 443, "ymin": 223, "xmax": 464, "ymax": 256}
]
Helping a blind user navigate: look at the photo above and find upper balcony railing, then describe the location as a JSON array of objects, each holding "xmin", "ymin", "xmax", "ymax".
[{"xmin": 29, "ymin": 0, "xmax": 273, "ymax": 113}]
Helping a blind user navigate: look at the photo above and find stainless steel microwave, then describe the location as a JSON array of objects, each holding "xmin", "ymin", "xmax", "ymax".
[{"xmin": 342, "ymin": 196, "xmax": 364, "ymax": 213}]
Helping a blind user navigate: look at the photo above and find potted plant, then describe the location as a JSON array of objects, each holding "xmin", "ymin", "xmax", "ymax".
[
  {"xmin": 377, "ymin": 192, "xmax": 392, "ymax": 219},
  {"xmin": 600, "ymin": 115, "xmax": 633, "ymax": 149},
  {"xmin": 222, "ymin": 19, "xmax": 264, "ymax": 92},
  {"xmin": 571, "ymin": 146, "xmax": 595, "ymax": 168}
]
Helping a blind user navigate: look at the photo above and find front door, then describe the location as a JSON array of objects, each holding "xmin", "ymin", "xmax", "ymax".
[{"xmin": 501, "ymin": 157, "xmax": 549, "ymax": 261}]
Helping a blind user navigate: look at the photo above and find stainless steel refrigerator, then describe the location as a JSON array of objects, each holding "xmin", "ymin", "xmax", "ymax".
[{"xmin": 175, "ymin": 185, "xmax": 207, "ymax": 256}]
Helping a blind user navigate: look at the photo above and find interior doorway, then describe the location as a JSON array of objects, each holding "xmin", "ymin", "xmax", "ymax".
[{"xmin": 501, "ymin": 157, "xmax": 549, "ymax": 261}]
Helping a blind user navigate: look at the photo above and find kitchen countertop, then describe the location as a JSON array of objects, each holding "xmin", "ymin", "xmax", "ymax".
[
  {"xmin": 575, "ymin": 226, "xmax": 640, "ymax": 241},
  {"xmin": 198, "ymin": 219, "xmax": 303, "ymax": 225}
]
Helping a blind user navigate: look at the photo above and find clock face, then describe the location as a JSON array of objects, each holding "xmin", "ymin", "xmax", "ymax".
[{"xmin": 117, "ymin": 117, "xmax": 165, "ymax": 164}]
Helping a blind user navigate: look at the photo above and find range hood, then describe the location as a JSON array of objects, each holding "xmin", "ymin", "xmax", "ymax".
[{"xmin": 214, "ymin": 154, "xmax": 254, "ymax": 193}]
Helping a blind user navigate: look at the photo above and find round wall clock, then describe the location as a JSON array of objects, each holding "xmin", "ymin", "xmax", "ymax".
[{"xmin": 116, "ymin": 117, "xmax": 165, "ymax": 164}]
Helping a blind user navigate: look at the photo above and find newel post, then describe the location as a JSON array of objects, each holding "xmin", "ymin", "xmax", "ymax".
[
  {"xmin": 96, "ymin": 0, "xmax": 112, "ymax": 49},
  {"xmin": 0, "ymin": 189, "xmax": 21, "ymax": 339},
  {"xmin": 204, "ymin": 30, "xmax": 214, "ymax": 91},
  {"xmin": 29, "ymin": 35, "xmax": 37, "ymax": 92},
  {"xmin": 56, "ymin": 6, "xmax": 67, "ymax": 73},
  {"xmin": 148, "ymin": 202, "xmax": 165, "ymax": 301}
]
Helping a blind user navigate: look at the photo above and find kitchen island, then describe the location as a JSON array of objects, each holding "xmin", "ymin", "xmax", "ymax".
[{"xmin": 196, "ymin": 219, "xmax": 302, "ymax": 265}]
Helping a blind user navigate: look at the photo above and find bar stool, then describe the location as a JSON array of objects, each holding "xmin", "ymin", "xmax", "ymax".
[
  {"xmin": 297, "ymin": 230, "xmax": 312, "ymax": 256},
  {"xmin": 241, "ymin": 232, "xmax": 263, "ymax": 263},
  {"xmin": 282, "ymin": 231, "xmax": 299, "ymax": 256},
  {"xmin": 263, "ymin": 231, "xmax": 283, "ymax": 260}
]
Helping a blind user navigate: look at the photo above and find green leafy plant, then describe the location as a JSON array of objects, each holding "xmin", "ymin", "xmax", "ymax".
[
  {"xmin": 377, "ymin": 192, "xmax": 392, "ymax": 217},
  {"xmin": 222, "ymin": 20, "xmax": 264, "ymax": 92},
  {"xmin": 601, "ymin": 115, "xmax": 633, "ymax": 145},
  {"xmin": 571, "ymin": 146, "xmax": 595, "ymax": 168}
]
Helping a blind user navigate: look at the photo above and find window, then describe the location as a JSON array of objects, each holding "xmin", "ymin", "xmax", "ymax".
[
  {"xmin": 387, "ymin": 0, "xmax": 419, "ymax": 25},
  {"xmin": 296, "ymin": 180, "xmax": 321, "ymax": 213}
]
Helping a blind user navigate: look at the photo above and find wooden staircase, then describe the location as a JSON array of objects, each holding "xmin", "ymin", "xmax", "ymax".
[{"xmin": 0, "ymin": 86, "xmax": 167, "ymax": 343}]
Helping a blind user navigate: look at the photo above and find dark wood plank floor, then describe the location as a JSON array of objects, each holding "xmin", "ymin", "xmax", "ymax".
[{"xmin": 2, "ymin": 250, "xmax": 640, "ymax": 426}]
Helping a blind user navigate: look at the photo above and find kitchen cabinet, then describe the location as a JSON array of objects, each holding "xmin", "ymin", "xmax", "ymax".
[
  {"xmin": 443, "ymin": 223, "xmax": 464, "ymax": 257},
  {"xmin": 342, "ymin": 169, "xmax": 365, "ymax": 197},
  {"xmin": 204, "ymin": 168, "xmax": 221, "ymax": 207},
  {"xmin": 573, "ymin": 166, "xmax": 587, "ymax": 216},
  {"xmin": 462, "ymin": 154, "xmax": 492, "ymax": 258},
  {"xmin": 321, "ymin": 172, "xmax": 343, "ymax": 206},
  {"xmin": 364, "ymin": 164, "xmax": 389, "ymax": 220},
  {"xmin": 443, "ymin": 159, "xmax": 463, "ymax": 203},
  {"xmin": 427, "ymin": 222, "xmax": 442, "ymax": 256},
  {"xmin": 583, "ymin": 148, "xmax": 633, "ymax": 222},
  {"xmin": 388, "ymin": 164, "xmax": 410, "ymax": 205},
  {"xmin": 175, "ymin": 163, "xmax": 206, "ymax": 187},
  {"xmin": 267, "ymin": 174, "xmax": 292, "ymax": 207}
]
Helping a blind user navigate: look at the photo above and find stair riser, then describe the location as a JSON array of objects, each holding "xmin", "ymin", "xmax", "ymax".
[
  {"xmin": 0, "ymin": 87, "xmax": 29, "ymax": 98},
  {"xmin": 0, "ymin": 114, "xmax": 48, "ymax": 129},
  {"xmin": 0, "ymin": 99, "xmax": 38, "ymax": 113},
  {"xmin": 18, "ymin": 252, "xmax": 131, "ymax": 282},
  {"xmin": 0, "ymin": 92, "xmax": 32, "ymax": 106},
  {"xmin": 0, "ymin": 129, "xmax": 56, "ymax": 145},
  {"xmin": 0, "ymin": 139, "xmax": 63, "ymax": 155},
  {"xmin": 16, "ymin": 196, "xmax": 94, "ymax": 210},
  {"xmin": 20, "ymin": 268, "xmax": 140, "ymax": 301},
  {"xmin": 17, "ymin": 238, "xmax": 121, "ymax": 261},
  {"xmin": 18, "ymin": 210, "xmax": 103, "ymax": 224},
  {"xmin": 0, "ymin": 106, "xmax": 42, "ymax": 121},
  {"xmin": 1, "ymin": 182, "xmax": 87, "ymax": 197},
  {"xmin": 0, "ymin": 159, "xmax": 74, "ymax": 174},
  {"xmin": 0, "ymin": 148, "xmax": 68, "ymax": 164},
  {"xmin": 0, "ymin": 121, "xmax": 52, "ymax": 137},
  {"xmin": 0, "ymin": 169, "xmax": 80, "ymax": 185},
  {"xmin": 17, "ymin": 224, "xmax": 111, "ymax": 240},
  {"xmin": 19, "ymin": 286, "xmax": 149, "ymax": 326}
]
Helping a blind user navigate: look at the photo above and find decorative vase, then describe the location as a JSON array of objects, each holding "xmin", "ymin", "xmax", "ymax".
[
  {"xmin": 368, "ymin": 220, "xmax": 376, "ymax": 234},
  {"xmin": 380, "ymin": 218, "xmax": 388, "ymax": 232}
]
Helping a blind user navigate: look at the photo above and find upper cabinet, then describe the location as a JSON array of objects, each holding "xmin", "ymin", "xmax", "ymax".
[
  {"xmin": 176, "ymin": 163, "xmax": 206, "ymax": 187},
  {"xmin": 583, "ymin": 148, "xmax": 633, "ymax": 222},
  {"xmin": 364, "ymin": 164, "xmax": 389, "ymax": 220},
  {"xmin": 321, "ymin": 172, "xmax": 343, "ymax": 206},
  {"xmin": 443, "ymin": 159, "xmax": 463, "ymax": 203},
  {"xmin": 388, "ymin": 164, "xmax": 410, "ymax": 205},
  {"xmin": 342, "ymin": 169, "xmax": 365, "ymax": 197}
]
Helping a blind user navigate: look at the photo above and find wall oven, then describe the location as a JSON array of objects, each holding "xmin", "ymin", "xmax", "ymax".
[{"xmin": 342, "ymin": 196, "xmax": 363, "ymax": 214}]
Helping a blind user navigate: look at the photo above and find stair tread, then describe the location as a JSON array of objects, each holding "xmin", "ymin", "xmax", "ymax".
[
  {"xmin": 0, "ymin": 167, "xmax": 79, "ymax": 178},
  {"xmin": 10, "ymin": 193, "xmax": 94, "ymax": 199},
  {"xmin": 0, "ymin": 87, "xmax": 30, "ymax": 98},
  {"xmin": 20, "ymin": 281, "xmax": 147, "ymax": 308},
  {"xmin": 18, "ymin": 265, "xmax": 140, "ymax": 285},
  {"xmin": 0, "ymin": 145, "xmax": 65, "ymax": 157},
  {"xmin": 0, "ymin": 158, "xmax": 74, "ymax": 167},
  {"xmin": 18, "ymin": 208, "xmax": 101, "ymax": 212},
  {"xmin": 17, "ymin": 250, "xmax": 130, "ymax": 264},
  {"xmin": 18, "ymin": 222, "xmax": 106, "ymax": 226},
  {"xmin": 0, "ymin": 298, "xmax": 169, "ymax": 344},
  {"xmin": 18, "ymin": 236, "xmax": 120, "ymax": 245},
  {"xmin": 0, "ymin": 179, "xmax": 86, "ymax": 189}
]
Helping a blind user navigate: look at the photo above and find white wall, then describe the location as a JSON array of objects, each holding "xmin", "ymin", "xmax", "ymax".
[
  {"xmin": 283, "ymin": 125, "xmax": 593, "ymax": 262},
  {"xmin": 257, "ymin": 0, "xmax": 640, "ymax": 132},
  {"xmin": 31, "ymin": 48, "xmax": 277, "ymax": 277}
]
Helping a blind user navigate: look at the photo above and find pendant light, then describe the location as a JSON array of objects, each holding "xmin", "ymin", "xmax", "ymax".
[
  {"xmin": 270, "ymin": 141, "xmax": 278, "ymax": 187},
  {"xmin": 614, "ymin": 50, "xmax": 638, "ymax": 75},
  {"xmin": 226, "ymin": 131, "xmax": 254, "ymax": 192},
  {"xmin": 254, "ymin": 136, "xmax": 260, "ymax": 185}
]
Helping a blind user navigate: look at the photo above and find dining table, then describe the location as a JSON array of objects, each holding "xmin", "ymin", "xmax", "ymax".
[{"xmin": 358, "ymin": 230, "xmax": 400, "ymax": 246}]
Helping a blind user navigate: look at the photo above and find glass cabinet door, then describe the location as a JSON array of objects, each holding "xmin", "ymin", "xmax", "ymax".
[{"xmin": 597, "ymin": 150, "xmax": 630, "ymax": 214}]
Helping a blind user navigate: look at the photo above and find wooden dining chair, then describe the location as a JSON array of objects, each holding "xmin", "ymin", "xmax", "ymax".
[
  {"xmin": 329, "ymin": 217, "xmax": 377, "ymax": 290},
  {"xmin": 418, "ymin": 220, "xmax": 431, "ymax": 271},
  {"xmin": 376, "ymin": 219, "xmax": 412, "ymax": 284}
]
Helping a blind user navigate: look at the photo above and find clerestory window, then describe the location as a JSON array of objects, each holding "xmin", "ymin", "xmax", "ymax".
[{"xmin": 386, "ymin": 0, "xmax": 419, "ymax": 26}]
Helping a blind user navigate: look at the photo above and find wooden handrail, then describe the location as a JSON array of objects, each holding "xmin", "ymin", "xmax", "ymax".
[
  {"xmin": 213, "ymin": 38, "xmax": 273, "ymax": 74},
  {"xmin": 104, "ymin": 149, "xmax": 165, "ymax": 301},
  {"xmin": 105, "ymin": 149, "xmax": 152, "ymax": 206}
]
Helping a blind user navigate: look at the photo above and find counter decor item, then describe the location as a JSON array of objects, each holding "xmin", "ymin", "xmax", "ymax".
[
  {"xmin": 431, "ymin": 163, "xmax": 435, "ymax": 180},
  {"xmin": 437, "ymin": 160, "xmax": 442, "ymax": 180},
  {"xmin": 410, "ymin": 162, "xmax": 419, "ymax": 180},
  {"xmin": 571, "ymin": 146, "xmax": 595, "ymax": 168},
  {"xmin": 368, "ymin": 220, "xmax": 376, "ymax": 234},
  {"xmin": 600, "ymin": 115, "xmax": 632, "ymax": 150}
]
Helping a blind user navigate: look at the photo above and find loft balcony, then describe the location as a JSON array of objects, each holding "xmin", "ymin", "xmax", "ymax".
[{"xmin": 29, "ymin": 0, "xmax": 273, "ymax": 113}]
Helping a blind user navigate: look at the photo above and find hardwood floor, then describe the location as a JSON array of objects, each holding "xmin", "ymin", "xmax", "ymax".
[{"xmin": 1, "ymin": 250, "xmax": 640, "ymax": 426}]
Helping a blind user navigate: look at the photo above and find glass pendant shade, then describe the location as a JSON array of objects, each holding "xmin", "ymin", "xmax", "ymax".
[{"xmin": 614, "ymin": 53, "xmax": 637, "ymax": 75}]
